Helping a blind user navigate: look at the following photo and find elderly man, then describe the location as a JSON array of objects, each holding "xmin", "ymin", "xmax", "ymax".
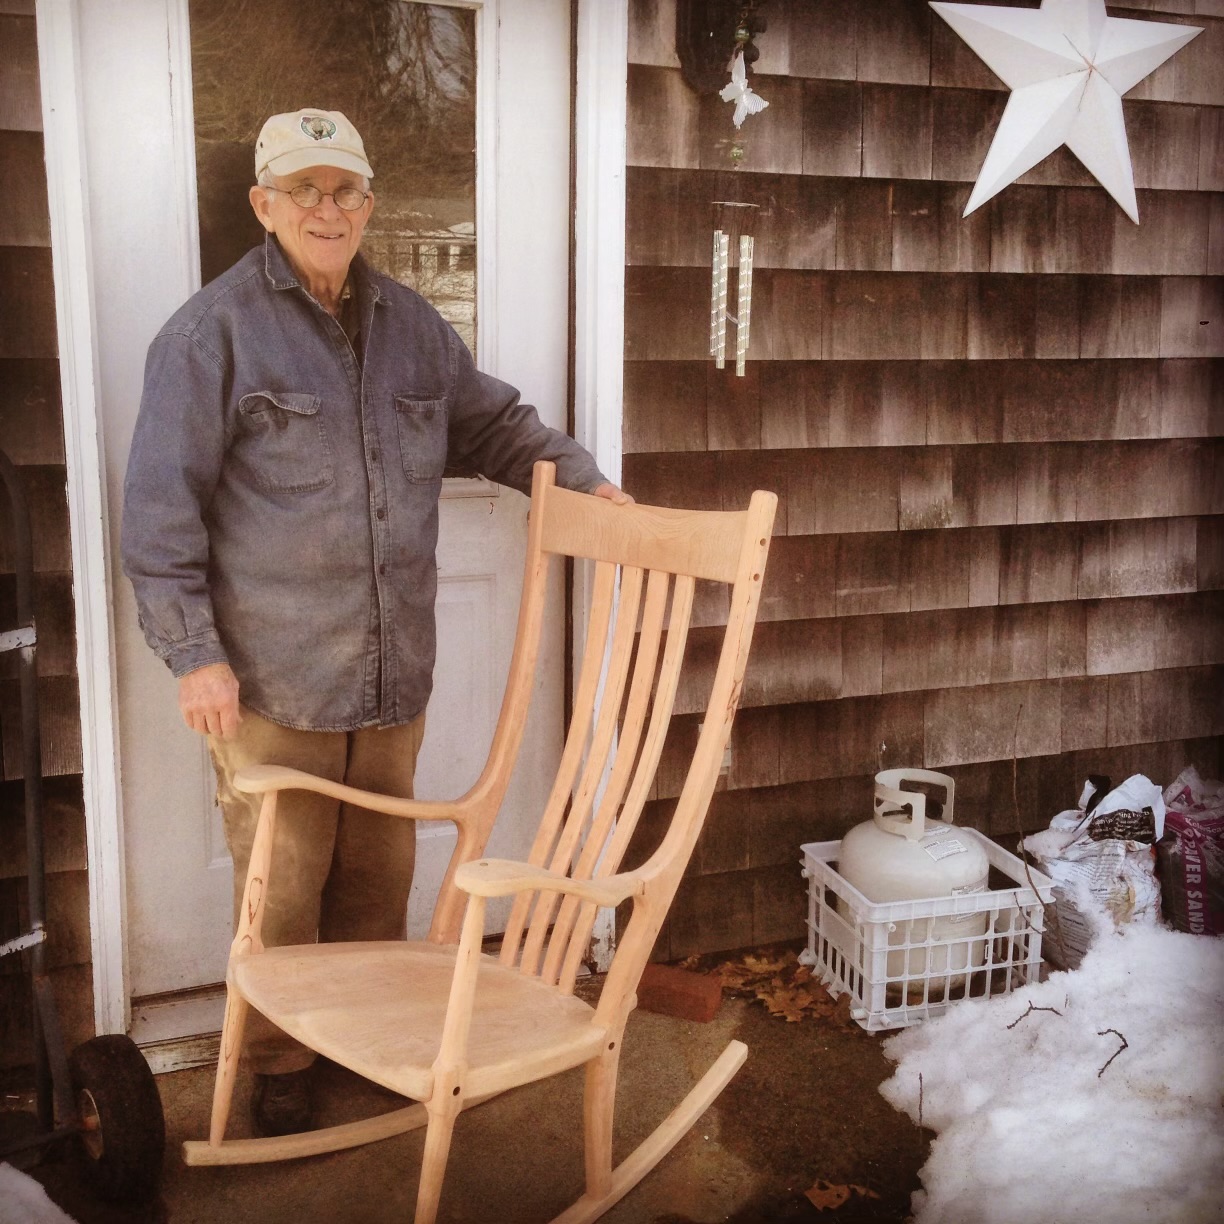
[{"xmin": 122, "ymin": 108, "xmax": 625, "ymax": 1136}]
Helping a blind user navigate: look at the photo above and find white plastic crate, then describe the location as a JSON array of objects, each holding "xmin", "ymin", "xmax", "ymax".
[{"xmin": 799, "ymin": 831, "xmax": 1056, "ymax": 1031}]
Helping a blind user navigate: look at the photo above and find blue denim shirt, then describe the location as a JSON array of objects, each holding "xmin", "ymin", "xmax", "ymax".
[{"xmin": 122, "ymin": 237, "xmax": 605, "ymax": 731}]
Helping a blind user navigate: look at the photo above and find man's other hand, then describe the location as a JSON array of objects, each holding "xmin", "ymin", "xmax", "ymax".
[
  {"xmin": 592, "ymin": 482, "xmax": 633, "ymax": 505},
  {"xmin": 179, "ymin": 662, "xmax": 241, "ymax": 739}
]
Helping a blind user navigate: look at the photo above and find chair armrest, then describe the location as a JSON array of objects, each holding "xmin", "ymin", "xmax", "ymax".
[
  {"xmin": 232, "ymin": 764, "xmax": 470, "ymax": 823},
  {"xmin": 454, "ymin": 858, "xmax": 644, "ymax": 907}
]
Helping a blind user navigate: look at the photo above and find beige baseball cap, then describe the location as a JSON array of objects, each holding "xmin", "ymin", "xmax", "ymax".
[{"xmin": 254, "ymin": 108, "xmax": 374, "ymax": 180}]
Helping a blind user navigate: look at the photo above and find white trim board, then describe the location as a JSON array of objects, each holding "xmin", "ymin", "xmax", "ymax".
[
  {"xmin": 130, "ymin": 984, "xmax": 226, "ymax": 1074},
  {"xmin": 573, "ymin": 0, "xmax": 629, "ymax": 972},
  {"xmin": 574, "ymin": 0, "xmax": 628, "ymax": 488},
  {"xmin": 35, "ymin": 0, "xmax": 130, "ymax": 1037}
]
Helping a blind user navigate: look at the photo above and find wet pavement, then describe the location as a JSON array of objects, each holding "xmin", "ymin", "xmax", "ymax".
[{"xmin": 19, "ymin": 962, "xmax": 930, "ymax": 1224}]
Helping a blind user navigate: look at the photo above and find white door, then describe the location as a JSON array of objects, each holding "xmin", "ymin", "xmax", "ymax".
[{"xmin": 75, "ymin": 0, "xmax": 573, "ymax": 1053}]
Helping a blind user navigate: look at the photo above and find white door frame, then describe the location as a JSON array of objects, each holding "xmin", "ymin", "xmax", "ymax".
[
  {"xmin": 573, "ymin": 0, "xmax": 629, "ymax": 967},
  {"xmin": 35, "ymin": 0, "xmax": 629, "ymax": 1035},
  {"xmin": 35, "ymin": 0, "xmax": 128, "ymax": 1037},
  {"xmin": 574, "ymin": 2, "xmax": 627, "ymax": 478}
]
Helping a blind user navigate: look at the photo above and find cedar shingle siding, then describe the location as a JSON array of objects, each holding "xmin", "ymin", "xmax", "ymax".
[
  {"xmin": 0, "ymin": 4, "xmax": 92, "ymax": 1067},
  {"xmin": 624, "ymin": 0, "xmax": 1224, "ymax": 959}
]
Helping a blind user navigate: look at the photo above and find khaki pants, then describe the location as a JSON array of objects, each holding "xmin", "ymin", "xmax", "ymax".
[{"xmin": 208, "ymin": 707, "xmax": 426, "ymax": 1074}]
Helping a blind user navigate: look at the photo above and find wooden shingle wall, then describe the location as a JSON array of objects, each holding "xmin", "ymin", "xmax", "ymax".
[
  {"xmin": 0, "ymin": 0, "xmax": 93, "ymax": 1067},
  {"xmin": 623, "ymin": 0, "xmax": 1224, "ymax": 959}
]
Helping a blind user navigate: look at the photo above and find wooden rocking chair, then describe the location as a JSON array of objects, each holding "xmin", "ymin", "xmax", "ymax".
[{"xmin": 183, "ymin": 461, "xmax": 777, "ymax": 1223}]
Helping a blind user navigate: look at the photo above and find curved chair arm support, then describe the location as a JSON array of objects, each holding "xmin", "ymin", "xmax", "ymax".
[
  {"xmin": 233, "ymin": 763, "xmax": 475, "ymax": 825},
  {"xmin": 454, "ymin": 858, "xmax": 644, "ymax": 908}
]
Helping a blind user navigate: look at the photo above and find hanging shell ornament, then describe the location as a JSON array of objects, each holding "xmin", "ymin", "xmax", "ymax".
[{"xmin": 719, "ymin": 49, "xmax": 768, "ymax": 130}]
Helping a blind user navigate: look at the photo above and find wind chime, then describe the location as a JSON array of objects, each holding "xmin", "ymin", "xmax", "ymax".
[
  {"xmin": 707, "ymin": 11, "xmax": 768, "ymax": 378},
  {"xmin": 708, "ymin": 200, "xmax": 758, "ymax": 377}
]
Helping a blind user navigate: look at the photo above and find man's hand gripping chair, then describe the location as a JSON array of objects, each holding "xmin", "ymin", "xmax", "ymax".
[{"xmin": 183, "ymin": 462, "xmax": 777, "ymax": 1223}]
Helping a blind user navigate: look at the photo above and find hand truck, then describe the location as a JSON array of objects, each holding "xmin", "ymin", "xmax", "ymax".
[{"xmin": 0, "ymin": 449, "xmax": 165, "ymax": 1202}]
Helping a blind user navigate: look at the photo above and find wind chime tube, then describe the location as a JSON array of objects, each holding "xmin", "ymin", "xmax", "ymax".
[
  {"xmin": 710, "ymin": 229, "xmax": 729, "ymax": 368},
  {"xmin": 736, "ymin": 234, "xmax": 754, "ymax": 377}
]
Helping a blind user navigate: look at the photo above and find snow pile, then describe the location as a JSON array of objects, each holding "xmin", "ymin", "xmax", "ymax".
[
  {"xmin": 0, "ymin": 1163, "xmax": 78, "ymax": 1223},
  {"xmin": 879, "ymin": 923, "xmax": 1224, "ymax": 1224}
]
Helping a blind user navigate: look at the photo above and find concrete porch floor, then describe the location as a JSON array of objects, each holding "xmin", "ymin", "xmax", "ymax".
[{"xmin": 24, "ymin": 985, "xmax": 929, "ymax": 1224}]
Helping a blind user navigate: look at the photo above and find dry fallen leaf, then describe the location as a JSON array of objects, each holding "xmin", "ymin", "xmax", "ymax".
[
  {"xmin": 741, "ymin": 953, "xmax": 788, "ymax": 974},
  {"xmin": 706, "ymin": 946, "xmax": 855, "ymax": 1027},
  {"xmin": 758, "ymin": 985, "xmax": 807, "ymax": 1022},
  {"xmin": 714, "ymin": 962, "xmax": 758, "ymax": 989},
  {"xmin": 804, "ymin": 1180, "xmax": 880, "ymax": 1211}
]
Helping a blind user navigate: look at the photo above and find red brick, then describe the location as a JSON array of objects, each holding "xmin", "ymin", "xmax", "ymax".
[{"xmin": 636, "ymin": 963, "xmax": 723, "ymax": 1023}]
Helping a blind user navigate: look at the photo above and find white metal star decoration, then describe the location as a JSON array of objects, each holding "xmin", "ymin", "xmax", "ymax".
[
  {"xmin": 720, "ymin": 50, "xmax": 769, "ymax": 130},
  {"xmin": 930, "ymin": 0, "xmax": 1201, "ymax": 222}
]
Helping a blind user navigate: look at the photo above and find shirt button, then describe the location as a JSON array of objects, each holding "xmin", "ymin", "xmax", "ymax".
[
  {"xmin": 376, "ymin": 508, "xmax": 386, "ymax": 520},
  {"xmin": 369, "ymin": 449, "xmax": 379, "ymax": 462},
  {"xmin": 378, "ymin": 564, "xmax": 387, "ymax": 576}
]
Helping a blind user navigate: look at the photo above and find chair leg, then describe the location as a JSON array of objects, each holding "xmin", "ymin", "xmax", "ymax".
[
  {"xmin": 415, "ymin": 1098, "xmax": 461, "ymax": 1224},
  {"xmin": 582, "ymin": 1044, "xmax": 621, "ymax": 1200},
  {"xmin": 209, "ymin": 987, "xmax": 249, "ymax": 1147}
]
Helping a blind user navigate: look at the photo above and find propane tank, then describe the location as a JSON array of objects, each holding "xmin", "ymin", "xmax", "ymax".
[{"xmin": 837, "ymin": 769, "xmax": 990, "ymax": 1000}]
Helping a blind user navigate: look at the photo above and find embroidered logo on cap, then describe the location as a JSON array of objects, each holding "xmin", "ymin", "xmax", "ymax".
[{"xmin": 301, "ymin": 115, "xmax": 337, "ymax": 142}]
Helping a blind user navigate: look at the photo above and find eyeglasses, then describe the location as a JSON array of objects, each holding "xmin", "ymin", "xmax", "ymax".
[{"xmin": 262, "ymin": 184, "xmax": 370, "ymax": 212}]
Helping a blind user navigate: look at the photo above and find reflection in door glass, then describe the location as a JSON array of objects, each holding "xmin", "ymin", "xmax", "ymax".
[{"xmin": 189, "ymin": 0, "xmax": 476, "ymax": 350}]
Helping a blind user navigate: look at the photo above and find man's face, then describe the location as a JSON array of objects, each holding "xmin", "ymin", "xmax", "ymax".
[{"xmin": 249, "ymin": 164, "xmax": 374, "ymax": 292}]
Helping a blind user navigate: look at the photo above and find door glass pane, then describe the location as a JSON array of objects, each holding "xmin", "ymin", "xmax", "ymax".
[{"xmin": 188, "ymin": 0, "xmax": 477, "ymax": 350}]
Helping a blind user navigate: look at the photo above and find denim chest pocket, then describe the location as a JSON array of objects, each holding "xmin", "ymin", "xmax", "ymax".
[
  {"xmin": 394, "ymin": 395, "xmax": 448, "ymax": 484},
  {"xmin": 236, "ymin": 391, "xmax": 334, "ymax": 493}
]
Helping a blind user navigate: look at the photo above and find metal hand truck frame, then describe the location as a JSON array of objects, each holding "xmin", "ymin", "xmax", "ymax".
[{"xmin": 0, "ymin": 449, "xmax": 165, "ymax": 1203}]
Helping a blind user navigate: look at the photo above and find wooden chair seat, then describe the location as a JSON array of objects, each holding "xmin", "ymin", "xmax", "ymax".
[
  {"xmin": 233, "ymin": 941, "xmax": 606, "ymax": 1102},
  {"xmin": 184, "ymin": 462, "xmax": 778, "ymax": 1223}
]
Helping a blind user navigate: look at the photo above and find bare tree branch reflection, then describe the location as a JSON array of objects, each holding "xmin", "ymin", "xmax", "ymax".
[{"xmin": 189, "ymin": 0, "xmax": 476, "ymax": 346}]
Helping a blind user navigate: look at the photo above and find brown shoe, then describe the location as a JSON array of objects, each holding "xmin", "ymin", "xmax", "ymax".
[{"xmin": 252, "ymin": 1068, "xmax": 314, "ymax": 1136}]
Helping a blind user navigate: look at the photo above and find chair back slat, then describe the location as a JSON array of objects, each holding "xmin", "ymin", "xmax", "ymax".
[
  {"xmin": 499, "ymin": 558, "xmax": 617, "ymax": 965},
  {"xmin": 517, "ymin": 565, "xmax": 644, "ymax": 977},
  {"xmin": 545, "ymin": 565, "xmax": 645, "ymax": 880},
  {"xmin": 539, "ymin": 567, "xmax": 674, "ymax": 987},
  {"xmin": 551, "ymin": 573, "xmax": 695, "ymax": 993}
]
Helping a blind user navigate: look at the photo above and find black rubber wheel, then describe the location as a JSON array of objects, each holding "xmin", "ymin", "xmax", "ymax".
[{"xmin": 67, "ymin": 1034, "xmax": 166, "ymax": 1203}]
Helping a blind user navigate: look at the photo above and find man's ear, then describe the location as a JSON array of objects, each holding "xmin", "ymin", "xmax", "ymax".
[{"xmin": 249, "ymin": 185, "xmax": 275, "ymax": 233}]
